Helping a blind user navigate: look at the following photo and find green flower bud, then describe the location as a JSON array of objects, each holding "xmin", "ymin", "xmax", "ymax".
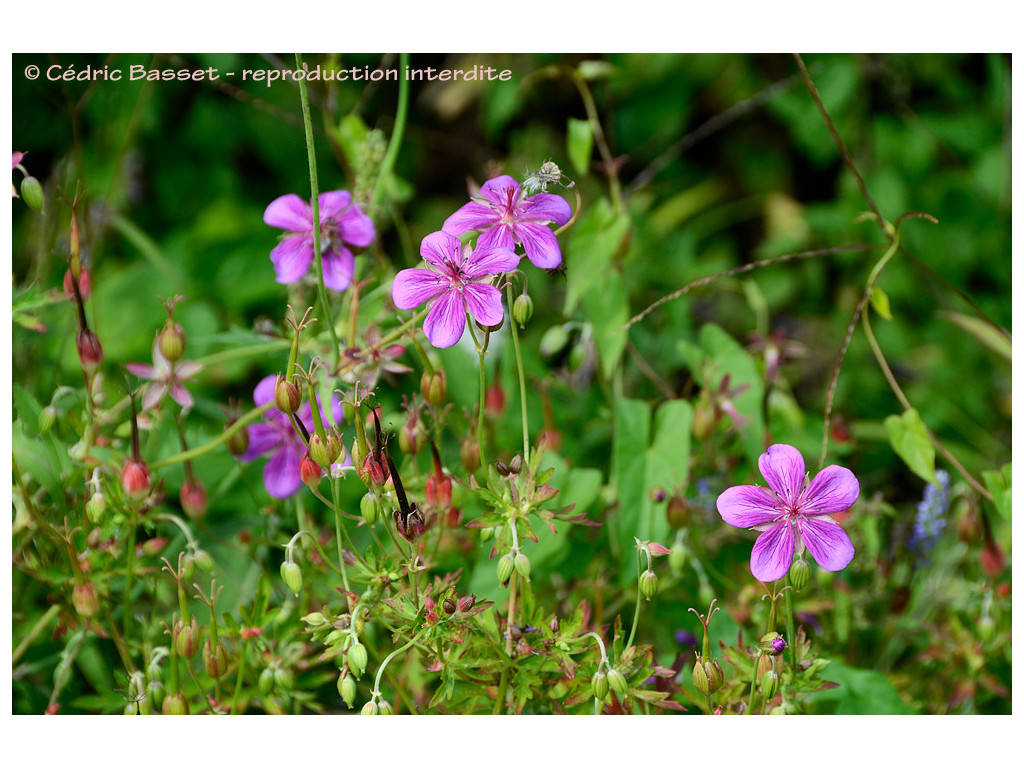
[
  {"xmin": 86, "ymin": 492, "xmax": 107, "ymax": 525},
  {"xmin": 174, "ymin": 616, "xmax": 199, "ymax": 659},
  {"xmin": 158, "ymin": 321, "xmax": 186, "ymax": 363},
  {"xmin": 512, "ymin": 294, "xmax": 534, "ymax": 327},
  {"xmin": 692, "ymin": 658, "xmax": 724, "ymax": 696},
  {"xmin": 497, "ymin": 554, "xmax": 515, "ymax": 585},
  {"xmin": 146, "ymin": 679, "xmax": 165, "ymax": 710},
  {"xmin": 420, "ymin": 369, "xmax": 447, "ymax": 406},
  {"xmin": 360, "ymin": 492, "xmax": 379, "ymax": 525},
  {"xmin": 308, "ymin": 433, "xmax": 331, "ymax": 469},
  {"xmin": 258, "ymin": 667, "xmax": 276, "ymax": 696},
  {"xmin": 181, "ymin": 554, "xmax": 197, "ymax": 582},
  {"xmin": 760, "ymin": 669, "xmax": 780, "ymax": 700},
  {"xmin": 339, "ymin": 673, "xmax": 357, "ymax": 708},
  {"xmin": 161, "ymin": 692, "xmax": 189, "ymax": 715},
  {"xmin": 38, "ymin": 405, "xmax": 57, "ymax": 434},
  {"xmin": 790, "ymin": 557, "xmax": 811, "ymax": 592},
  {"xmin": 226, "ymin": 421, "xmax": 249, "ymax": 456},
  {"xmin": 513, "ymin": 552, "xmax": 531, "ymax": 581},
  {"xmin": 978, "ymin": 615, "xmax": 996, "ymax": 643},
  {"xmin": 20, "ymin": 176, "xmax": 44, "ymax": 212},
  {"xmin": 665, "ymin": 495, "xmax": 691, "ymax": 528},
  {"xmin": 361, "ymin": 700, "xmax": 378, "ymax": 715},
  {"xmin": 274, "ymin": 376, "xmax": 301, "ymax": 414},
  {"xmin": 301, "ymin": 611, "xmax": 326, "ymax": 627},
  {"xmin": 592, "ymin": 669, "xmax": 609, "ymax": 700},
  {"xmin": 72, "ymin": 581, "xmax": 100, "ymax": 618},
  {"xmin": 640, "ymin": 569, "xmax": 659, "ymax": 601},
  {"xmin": 348, "ymin": 642, "xmax": 368, "ymax": 677},
  {"xmin": 460, "ymin": 437, "xmax": 481, "ymax": 473},
  {"xmin": 274, "ymin": 666, "xmax": 294, "ymax": 690},
  {"xmin": 378, "ymin": 700, "xmax": 393, "ymax": 715},
  {"xmin": 203, "ymin": 638, "xmax": 229, "ymax": 679},
  {"xmin": 607, "ymin": 668, "xmax": 629, "ymax": 696},
  {"xmin": 280, "ymin": 560, "xmax": 302, "ymax": 596},
  {"xmin": 193, "ymin": 549, "xmax": 214, "ymax": 572}
]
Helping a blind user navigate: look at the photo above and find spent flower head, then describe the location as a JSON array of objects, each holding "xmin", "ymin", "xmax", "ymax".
[
  {"xmin": 392, "ymin": 231, "xmax": 518, "ymax": 349},
  {"xmin": 442, "ymin": 174, "xmax": 571, "ymax": 269},
  {"xmin": 264, "ymin": 190, "xmax": 375, "ymax": 291},
  {"xmin": 126, "ymin": 336, "xmax": 202, "ymax": 411},
  {"xmin": 717, "ymin": 444, "xmax": 858, "ymax": 583}
]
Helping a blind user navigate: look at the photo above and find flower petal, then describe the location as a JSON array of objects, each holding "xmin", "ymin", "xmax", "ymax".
[
  {"xmin": 516, "ymin": 223, "xmax": 564, "ymax": 269},
  {"xmin": 750, "ymin": 522, "xmax": 795, "ymax": 583},
  {"xmin": 253, "ymin": 375, "xmax": 278, "ymax": 408},
  {"xmin": 142, "ymin": 381, "xmax": 167, "ymax": 411},
  {"xmin": 798, "ymin": 517, "xmax": 855, "ymax": 572},
  {"xmin": 240, "ymin": 423, "xmax": 283, "ymax": 461},
  {"xmin": 442, "ymin": 201, "xmax": 499, "ymax": 235},
  {"xmin": 801, "ymin": 465, "xmax": 860, "ymax": 515},
  {"xmin": 478, "ymin": 175, "xmax": 521, "ymax": 210},
  {"xmin": 317, "ymin": 190, "xmax": 352, "ymax": 219},
  {"xmin": 337, "ymin": 205, "xmax": 375, "ymax": 248},
  {"xmin": 462, "ymin": 283, "xmax": 504, "ymax": 327},
  {"xmin": 521, "ymin": 192, "xmax": 572, "ymax": 225},
  {"xmin": 463, "ymin": 245, "xmax": 519, "ymax": 278},
  {"xmin": 263, "ymin": 443, "xmax": 302, "ymax": 499},
  {"xmin": 170, "ymin": 381, "xmax": 194, "ymax": 410},
  {"xmin": 264, "ymin": 194, "xmax": 312, "ymax": 232},
  {"xmin": 125, "ymin": 363, "xmax": 157, "ymax": 379},
  {"xmin": 717, "ymin": 485, "xmax": 782, "ymax": 528},
  {"xmin": 422, "ymin": 290, "xmax": 466, "ymax": 349},
  {"xmin": 322, "ymin": 248, "xmax": 355, "ymax": 292},
  {"xmin": 174, "ymin": 361, "xmax": 203, "ymax": 379},
  {"xmin": 270, "ymin": 235, "xmax": 314, "ymax": 284},
  {"xmin": 758, "ymin": 444, "xmax": 806, "ymax": 507},
  {"xmin": 392, "ymin": 268, "xmax": 448, "ymax": 310},
  {"xmin": 420, "ymin": 231, "xmax": 462, "ymax": 269},
  {"xmin": 476, "ymin": 223, "xmax": 516, "ymax": 252}
]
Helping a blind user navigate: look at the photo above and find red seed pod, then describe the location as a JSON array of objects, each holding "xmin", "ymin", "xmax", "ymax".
[
  {"xmin": 63, "ymin": 267, "xmax": 91, "ymax": 302},
  {"xmin": 226, "ymin": 421, "xmax": 250, "ymax": 456},
  {"xmin": 980, "ymin": 538, "xmax": 1006, "ymax": 578},
  {"xmin": 180, "ymin": 479, "xmax": 207, "ymax": 520},
  {"xmin": 72, "ymin": 580, "xmax": 100, "ymax": 618},
  {"xmin": 426, "ymin": 472, "xmax": 453, "ymax": 511},
  {"xmin": 76, "ymin": 328, "xmax": 104, "ymax": 373},
  {"xmin": 300, "ymin": 453, "xmax": 322, "ymax": 488},
  {"xmin": 485, "ymin": 381, "xmax": 506, "ymax": 415},
  {"xmin": 120, "ymin": 460, "xmax": 151, "ymax": 501},
  {"xmin": 360, "ymin": 453, "xmax": 390, "ymax": 488}
]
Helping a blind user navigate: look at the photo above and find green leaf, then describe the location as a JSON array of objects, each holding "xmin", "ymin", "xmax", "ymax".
[
  {"xmin": 582, "ymin": 271, "xmax": 629, "ymax": 379},
  {"xmin": 870, "ymin": 285, "xmax": 893, "ymax": 320},
  {"xmin": 564, "ymin": 198, "xmax": 630, "ymax": 316},
  {"xmin": 884, "ymin": 409, "xmax": 938, "ymax": 485},
  {"xmin": 808, "ymin": 661, "xmax": 916, "ymax": 714},
  {"xmin": 566, "ymin": 117, "xmax": 593, "ymax": 177},
  {"xmin": 611, "ymin": 398, "xmax": 651, "ymax": 576},
  {"xmin": 982, "ymin": 463, "xmax": 1011, "ymax": 521}
]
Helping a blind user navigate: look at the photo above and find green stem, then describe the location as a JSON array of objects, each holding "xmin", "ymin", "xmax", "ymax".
[
  {"xmin": 122, "ymin": 520, "xmax": 137, "ymax": 642},
  {"xmin": 506, "ymin": 282, "xmax": 530, "ymax": 462},
  {"xmin": 468, "ymin": 321, "xmax": 488, "ymax": 468},
  {"xmin": 295, "ymin": 52, "xmax": 341, "ymax": 369},
  {"xmin": 150, "ymin": 402, "xmax": 273, "ymax": 470},
  {"xmin": 747, "ymin": 650, "xmax": 763, "ymax": 715},
  {"xmin": 13, "ymin": 605, "xmax": 61, "ymax": 665},
  {"xmin": 370, "ymin": 52, "xmax": 410, "ymax": 213},
  {"xmin": 624, "ymin": 549, "xmax": 643, "ymax": 652},
  {"xmin": 330, "ymin": 477, "xmax": 351, "ymax": 593},
  {"xmin": 372, "ymin": 632, "xmax": 421, "ymax": 699},
  {"xmin": 784, "ymin": 582, "xmax": 798, "ymax": 682},
  {"xmin": 231, "ymin": 640, "xmax": 248, "ymax": 714}
]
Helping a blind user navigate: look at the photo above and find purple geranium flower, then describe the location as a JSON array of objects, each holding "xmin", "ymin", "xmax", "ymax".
[
  {"xmin": 241, "ymin": 375, "xmax": 344, "ymax": 499},
  {"xmin": 392, "ymin": 231, "xmax": 518, "ymax": 349},
  {"xmin": 126, "ymin": 337, "xmax": 202, "ymax": 411},
  {"xmin": 264, "ymin": 190, "xmax": 375, "ymax": 292},
  {"xmin": 716, "ymin": 444, "xmax": 858, "ymax": 583},
  {"xmin": 442, "ymin": 175, "xmax": 571, "ymax": 269}
]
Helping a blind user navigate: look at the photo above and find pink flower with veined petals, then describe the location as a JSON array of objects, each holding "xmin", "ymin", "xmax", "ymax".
[
  {"xmin": 264, "ymin": 190, "xmax": 375, "ymax": 292},
  {"xmin": 240, "ymin": 375, "xmax": 346, "ymax": 499},
  {"xmin": 442, "ymin": 175, "xmax": 571, "ymax": 269},
  {"xmin": 391, "ymin": 231, "xmax": 518, "ymax": 349},
  {"xmin": 126, "ymin": 338, "xmax": 202, "ymax": 411},
  {"xmin": 717, "ymin": 444, "xmax": 858, "ymax": 583}
]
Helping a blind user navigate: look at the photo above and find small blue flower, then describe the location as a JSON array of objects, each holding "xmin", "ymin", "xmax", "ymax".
[{"xmin": 909, "ymin": 470, "xmax": 951, "ymax": 558}]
